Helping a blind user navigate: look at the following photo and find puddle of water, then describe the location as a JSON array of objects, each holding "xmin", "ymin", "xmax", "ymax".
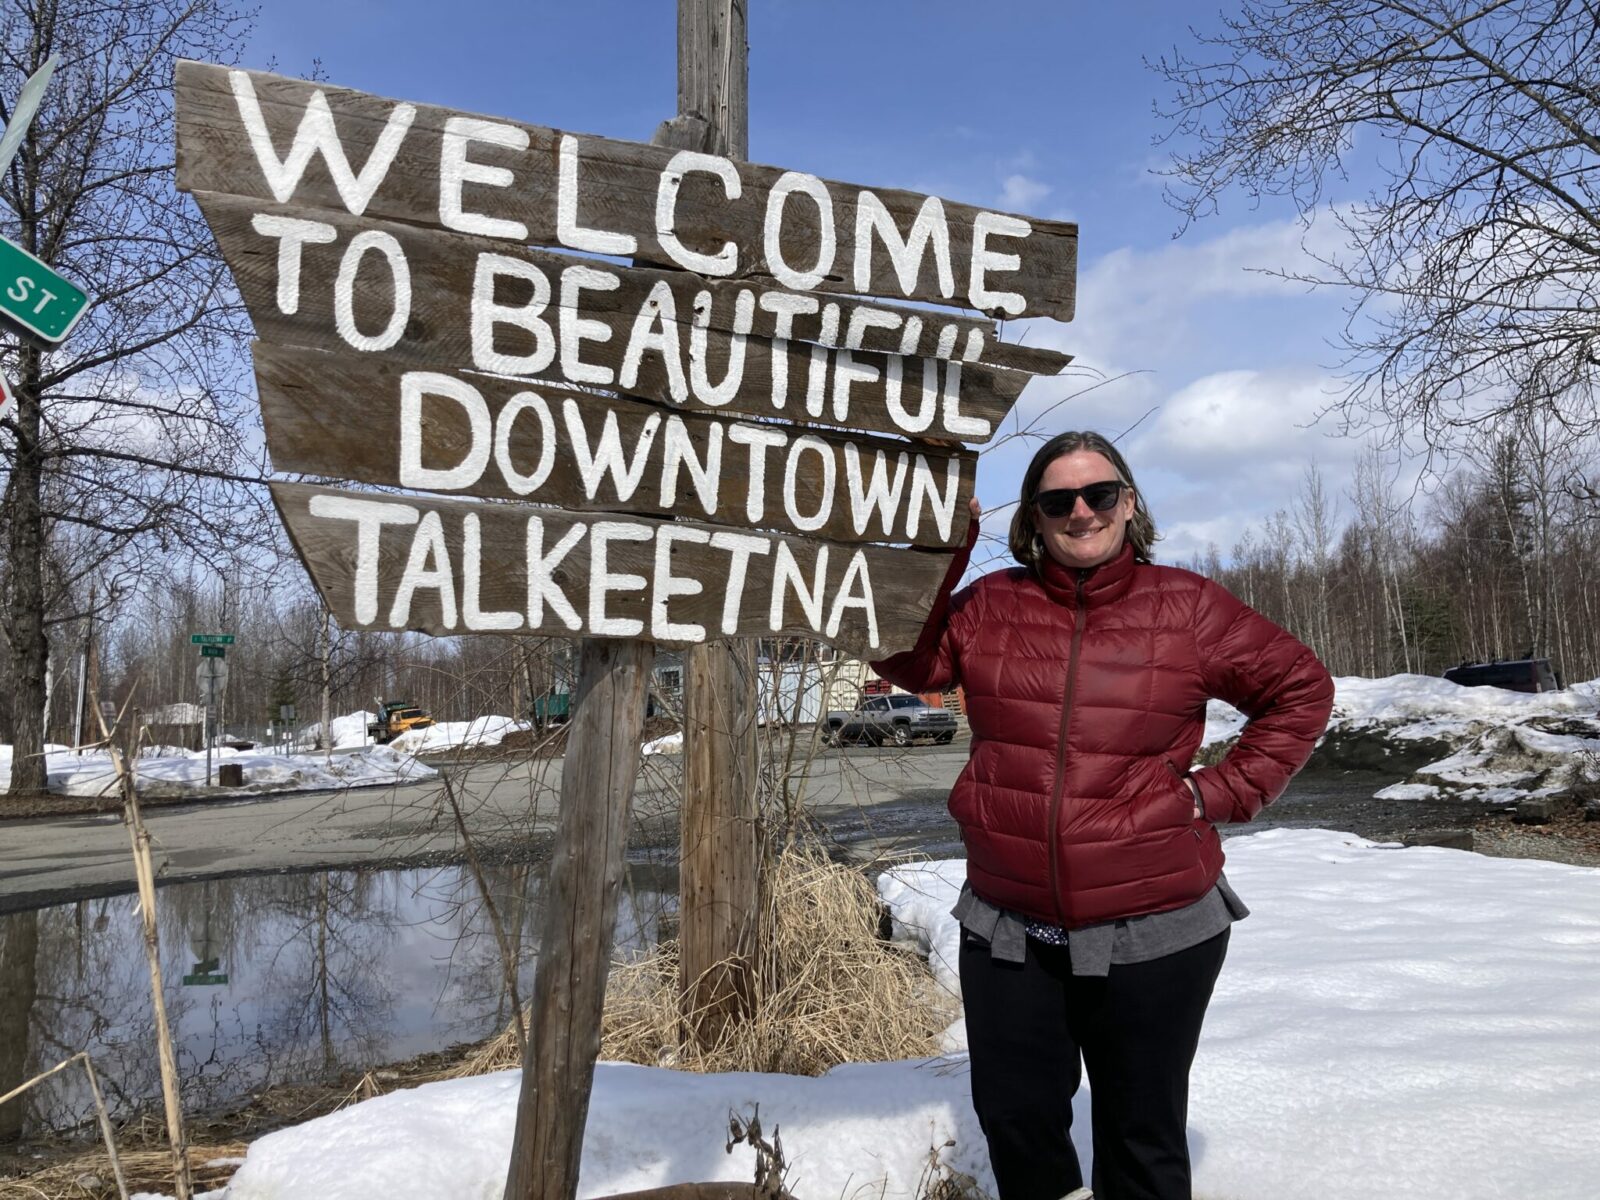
[{"xmin": 0, "ymin": 860, "xmax": 675, "ymax": 1139}]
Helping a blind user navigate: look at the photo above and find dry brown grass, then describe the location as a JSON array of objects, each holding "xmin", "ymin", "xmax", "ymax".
[
  {"xmin": 462, "ymin": 847, "xmax": 954, "ymax": 1079},
  {"xmin": 0, "ymin": 1065, "xmax": 434, "ymax": 1199},
  {"xmin": 0, "ymin": 1143, "xmax": 246, "ymax": 1200}
]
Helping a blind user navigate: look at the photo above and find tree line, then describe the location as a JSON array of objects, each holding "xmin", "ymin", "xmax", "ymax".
[
  {"xmin": 1176, "ymin": 446, "xmax": 1600, "ymax": 685},
  {"xmin": 9, "ymin": 427, "xmax": 1595, "ymax": 759}
]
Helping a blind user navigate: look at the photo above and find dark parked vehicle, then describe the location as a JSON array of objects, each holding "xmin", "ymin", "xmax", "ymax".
[
  {"xmin": 830, "ymin": 693, "xmax": 958, "ymax": 746},
  {"xmin": 1443, "ymin": 658, "xmax": 1562, "ymax": 694}
]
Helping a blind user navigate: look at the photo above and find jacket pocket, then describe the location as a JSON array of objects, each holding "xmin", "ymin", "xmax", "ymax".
[
  {"xmin": 1165, "ymin": 757, "xmax": 1212, "ymax": 841},
  {"xmin": 1164, "ymin": 757, "xmax": 1203, "ymax": 820},
  {"xmin": 1130, "ymin": 758, "xmax": 1195, "ymax": 834}
]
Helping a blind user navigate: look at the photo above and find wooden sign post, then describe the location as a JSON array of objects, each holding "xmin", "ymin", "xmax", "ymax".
[
  {"xmin": 174, "ymin": 48, "xmax": 1076, "ymax": 1200},
  {"xmin": 669, "ymin": 0, "xmax": 758, "ymax": 1055}
]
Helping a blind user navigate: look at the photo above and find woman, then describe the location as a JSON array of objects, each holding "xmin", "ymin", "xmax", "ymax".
[{"xmin": 873, "ymin": 431, "xmax": 1333, "ymax": 1200}]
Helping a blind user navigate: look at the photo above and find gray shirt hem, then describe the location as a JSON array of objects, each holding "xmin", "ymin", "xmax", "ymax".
[{"xmin": 952, "ymin": 875, "xmax": 1249, "ymax": 976}]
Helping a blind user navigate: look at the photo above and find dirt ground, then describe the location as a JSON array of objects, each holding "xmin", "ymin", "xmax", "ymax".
[{"xmin": 1471, "ymin": 803, "xmax": 1600, "ymax": 867}]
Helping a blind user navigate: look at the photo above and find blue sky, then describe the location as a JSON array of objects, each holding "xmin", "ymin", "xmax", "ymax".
[{"xmin": 246, "ymin": 0, "xmax": 1378, "ymax": 564}]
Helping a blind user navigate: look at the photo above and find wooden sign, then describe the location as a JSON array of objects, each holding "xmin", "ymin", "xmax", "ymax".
[
  {"xmin": 199, "ymin": 192, "xmax": 1033, "ymax": 443},
  {"xmin": 176, "ymin": 61, "xmax": 1079, "ymax": 651},
  {"xmin": 177, "ymin": 62, "xmax": 1078, "ymax": 321},
  {"xmin": 272, "ymin": 481, "xmax": 948, "ymax": 659},
  {"xmin": 256, "ymin": 343, "xmax": 976, "ymax": 548}
]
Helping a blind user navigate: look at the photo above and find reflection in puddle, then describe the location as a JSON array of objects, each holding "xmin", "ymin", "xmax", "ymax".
[{"xmin": 0, "ymin": 861, "xmax": 675, "ymax": 1138}]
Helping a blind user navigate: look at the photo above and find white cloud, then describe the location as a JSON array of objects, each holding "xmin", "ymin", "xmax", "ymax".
[
  {"xmin": 1030, "ymin": 213, "xmax": 1352, "ymax": 379},
  {"xmin": 1133, "ymin": 368, "xmax": 1341, "ymax": 466},
  {"xmin": 999, "ymin": 173, "xmax": 1051, "ymax": 211},
  {"xmin": 976, "ymin": 214, "xmax": 1391, "ymax": 565},
  {"xmin": 1126, "ymin": 367, "xmax": 1363, "ymax": 559}
]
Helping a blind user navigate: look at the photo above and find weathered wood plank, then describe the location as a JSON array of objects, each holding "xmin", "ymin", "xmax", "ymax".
[
  {"xmin": 256, "ymin": 343, "xmax": 975, "ymax": 548},
  {"xmin": 176, "ymin": 61, "xmax": 1078, "ymax": 321},
  {"xmin": 195, "ymin": 187, "xmax": 1069, "ymax": 376},
  {"xmin": 504, "ymin": 636, "xmax": 652, "ymax": 1200},
  {"xmin": 199, "ymin": 192, "xmax": 1027, "ymax": 444},
  {"xmin": 273, "ymin": 482, "xmax": 951, "ymax": 659}
]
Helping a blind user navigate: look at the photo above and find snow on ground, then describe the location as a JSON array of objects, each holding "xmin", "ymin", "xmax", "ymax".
[
  {"xmin": 642, "ymin": 731, "xmax": 684, "ymax": 755},
  {"xmin": 298, "ymin": 712, "xmax": 531, "ymax": 753},
  {"xmin": 389, "ymin": 715, "xmax": 530, "ymax": 755},
  {"xmin": 321, "ymin": 711, "xmax": 378, "ymax": 750},
  {"xmin": 182, "ymin": 830, "xmax": 1599, "ymax": 1200},
  {"xmin": 0, "ymin": 743, "xmax": 435, "ymax": 797},
  {"xmin": 1202, "ymin": 674, "xmax": 1600, "ymax": 804},
  {"xmin": 1332, "ymin": 672, "xmax": 1599, "ymax": 727}
]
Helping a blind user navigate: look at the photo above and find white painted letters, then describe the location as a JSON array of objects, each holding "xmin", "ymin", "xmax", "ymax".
[
  {"xmin": 399, "ymin": 372, "xmax": 491, "ymax": 491},
  {"xmin": 764, "ymin": 171, "xmax": 836, "ymax": 291},
  {"xmin": 439, "ymin": 117, "xmax": 530, "ymax": 240},
  {"xmin": 557, "ymin": 135, "xmax": 638, "ymax": 256},
  {"xmin": 968, "ymin": 211, "xmax": 1032, "ymax": 316},
  {"xmin": 471, "ymin": 254, "xmax": 556, "ymax": 375},
  {"xmin": 251, "ymin": 213, "xmax": 336, "ymax": 314},
  {"xmin": 588, "ymin": 521, "xmax": 651, "ymax": 637},
  {"xmin": 229, "ymin": 70, "xmax": 414, "ymax": 215},
  {"xmin": 854, "ymin": 193, "xmax": 953, "ymax": 299},
  {"xmin": 656, "ymin": 151, "xmax": 740, "ymax": 275},
  {"xmin": 334, "ymin": 230, "xmax": 410, "ymax": 352},
  {"xmin": 307, "ymin": 494, "xmax": 418, "ymax": 624}
]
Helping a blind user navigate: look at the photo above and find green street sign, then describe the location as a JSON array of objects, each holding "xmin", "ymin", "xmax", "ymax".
[
  {"xmin": 182, "ymin": 971, "xmax": 229, "ymax": 987},
  {"xmin": 200, "ymin": 645, "xmax": 226, "ymax": 659},
  {"xmin": 0, "ymin": 235, "xmax": 87, "ymax": 345},
  {"xmin": 190, "ymin": 633, "xmax": 235, "ymax": 645}
]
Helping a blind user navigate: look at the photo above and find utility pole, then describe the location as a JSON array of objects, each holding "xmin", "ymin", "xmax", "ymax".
[{"xmin": 668, "ymin": 0, "xmax": 760, "ymax": 1051}]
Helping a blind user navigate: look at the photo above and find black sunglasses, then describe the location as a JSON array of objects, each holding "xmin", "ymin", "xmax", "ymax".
[{"xmin": 1034, "ymin": 481, "xmax": 1126, "ymax": 518}]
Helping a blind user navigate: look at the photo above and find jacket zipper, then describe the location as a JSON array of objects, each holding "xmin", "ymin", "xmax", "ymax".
[{"xmin": 1046, "ymin": 573, "xmax": 1089, "ymax": 926}]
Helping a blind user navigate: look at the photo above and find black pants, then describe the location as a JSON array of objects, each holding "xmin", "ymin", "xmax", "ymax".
[{"xmin": 958, "ymin": 928, "xmax": 1229, "ymax": 1200}]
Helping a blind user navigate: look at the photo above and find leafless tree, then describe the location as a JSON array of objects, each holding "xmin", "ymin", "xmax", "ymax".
[
  {"xmin": 0, "ymin": 1, "xmax": 268, "ymax": 791},
  {"xmin": 1153, "ymin": 1, "xmax": 1600, "ymax": 458}
]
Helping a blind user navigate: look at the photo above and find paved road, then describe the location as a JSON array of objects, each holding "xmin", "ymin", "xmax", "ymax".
[{"xmin": 0, "ymin": 742, "xmax": 972, "ymax": 913}]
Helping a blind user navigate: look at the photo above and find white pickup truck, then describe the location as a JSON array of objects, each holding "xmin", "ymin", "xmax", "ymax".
[{"xmin": 826, "ymin": 694, "xmax": 959, "ymax": 747}]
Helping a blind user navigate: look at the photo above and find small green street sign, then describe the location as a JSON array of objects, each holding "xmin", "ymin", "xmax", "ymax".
[
  {"xmin": 182, "ymin": 971, "xmax": 229, "ymax": 987},
  {"xmin": 200, "ymin": 645, "xmax": 226, "ymax": 659},
  {"xmin": 190, "ymin": 633, "xmax": 235, "ymax": 645},
  {"xmin": 0, "ymin": 235, "xmax": 87, "ymax": 345}
]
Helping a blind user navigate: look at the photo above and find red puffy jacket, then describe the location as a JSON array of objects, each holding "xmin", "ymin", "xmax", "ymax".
[{"xmin": 873, "ymin": 535, "xmax": 1334, "ymax": 929}]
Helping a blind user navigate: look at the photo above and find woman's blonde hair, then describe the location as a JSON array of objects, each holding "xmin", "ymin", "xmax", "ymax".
[{"xmin": 1008, "ymin": 431, "xmax": 1159, "ymax": 573}]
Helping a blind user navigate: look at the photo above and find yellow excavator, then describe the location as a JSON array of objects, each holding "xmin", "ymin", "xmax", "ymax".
[{"xmin": 367, "ymin": 700, "xmax": 435, "ymax": 744}]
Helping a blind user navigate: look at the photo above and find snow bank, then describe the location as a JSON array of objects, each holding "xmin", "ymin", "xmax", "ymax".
[
  {"xmin": 190, "ymin": 831, "xmax": 1599, "ymax": 1200},
  {"xmin": 215, "ymin": 1059, "xmax": 984, "ymax": 1200},
  {"xmin": 389, "ymin": 715, "xmax": 530, "ymax": 755},
  {"xmin": 1333, "ymin": 672, "xmax": 1599, "ymax": 725},
  {"xmin": 1202, "ymin": 673, "xmax": 1600, "ymax": 803},
  {"xmin": 325, "ymin": 711, "xmax": 376, "ymax": 750},
  {"xmin": 1, "ymin": 743, "xmax": 434, "ymax": 797},
  {"xmin": 642, "ymin": 731, "xmax": 683, "ymax": 755}
]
